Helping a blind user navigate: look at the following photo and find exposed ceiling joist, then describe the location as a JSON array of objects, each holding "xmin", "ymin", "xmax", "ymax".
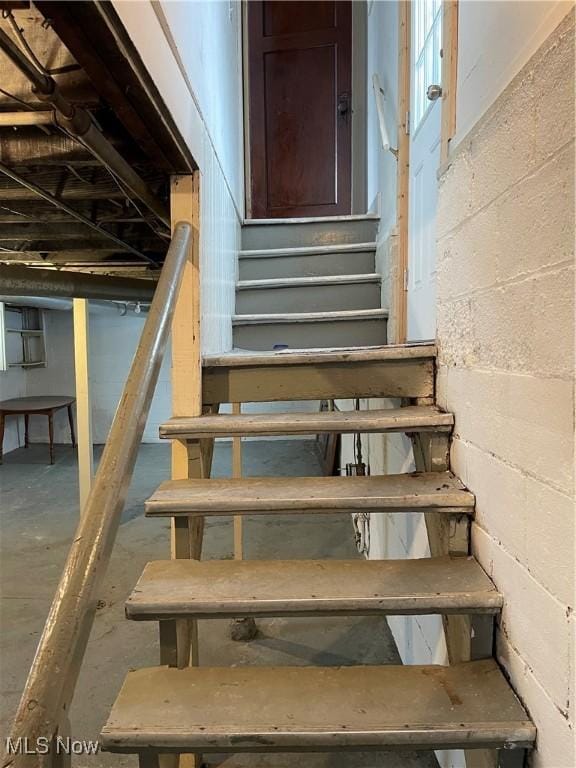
[
  {"xmin": 0, "ymin": 161, "xmax": 157, "ymax": 265},
  {"xmin": 0, "ymin": 1, "xmax": 195, "ymax": 275}
]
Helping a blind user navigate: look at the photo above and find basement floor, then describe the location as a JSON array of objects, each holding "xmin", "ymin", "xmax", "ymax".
[{"xmin": 0, "ymin": 440, "xmax": 438, "ymax": 768}]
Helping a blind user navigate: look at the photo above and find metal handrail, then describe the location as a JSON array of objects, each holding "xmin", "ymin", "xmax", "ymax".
[
  {"xmin": 2, "ymin": 221, "xmax": 191, "ymax": 767},
  {"xmin": 372, "ymin": 73, "xmax": 398, "ymax": 159}
]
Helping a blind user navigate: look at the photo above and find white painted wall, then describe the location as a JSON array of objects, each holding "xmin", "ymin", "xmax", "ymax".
[
  {"xmin": 25, "ymin": 310, "xmax": 76, "ymax": 445},
  {"xmin": 454, "ymin": 0, "xmax": 573, "ymax": 148},
  {"xmin": 0, "ymin": 367, "xmax": 26, "ymax": 454},
  {"xmin": 112, "ymin": 0, "xmax": 242, "ymax": 355},
  {"xmin": 87, "ymin": 311, "xmax": 171, "ymax": 444},
  {"xmin": 366, "ymin": 0, "xmax": 398, "ymax": 233},
  {"xmin": 366, "ymin": 1, "xmax": 399, "ymax": 331},
  {"xmin": 1, "ymin": 308, "xmax": 171, "ymax": 452},
  {"xmin": 155, "ymin": 0, "xmax": 244, "ymax": 209}
]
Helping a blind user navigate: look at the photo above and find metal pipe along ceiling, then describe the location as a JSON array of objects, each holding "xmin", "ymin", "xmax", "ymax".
[{"xmin": 0, "ymin": 263, "xmax": 156, "ymax": 301}]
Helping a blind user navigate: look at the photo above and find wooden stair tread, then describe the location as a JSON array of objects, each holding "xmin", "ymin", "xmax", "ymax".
[
  {"xmin": 160, "ymin": 406, "xmax": 453, "ymax": 439},
  {"xmin": 232, "ymin": 308, "xmax": 389, "ymax": 325},
  {"xmin": 145, "ymin": 471, "xmax": 474, "ymax": 516},
  {"xmin": 202, "ymin": 342, "xmax": 436, "ymax": 367},
  {"xmin": 100, "ymin": 660, "xmax": 535, "ymax": 753},
  {"xmin": 126, "ymin": 556, "xmax": 502, "ymax": 620}
]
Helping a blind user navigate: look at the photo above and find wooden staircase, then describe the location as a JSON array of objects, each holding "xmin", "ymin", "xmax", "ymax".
[{"xmin": 100, "ymin": 343, "xmax": 535, "ymax": 766}]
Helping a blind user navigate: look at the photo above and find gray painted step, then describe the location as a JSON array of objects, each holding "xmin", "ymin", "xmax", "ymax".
[
  {"xmin": 232, "ymin": 308, "xmax": 388, "ymax": 350},
  {"xmin": 159, "ymin": 406, "xmax": 453, "ymax": 440},
  {"xmin": 101, "ymin": 660, "xmax": 535, "ymax": 754},
  {"xmin": 145, "ymin": 472, "xmax": 475, "ymax": 517},
  {"xmin": 126, "ymin": 556, "xmax": 503, "ymax": 620},
  {"xmin": 236, "ymin": 273, "xmax": 381, "ymax": 314},
  {"xmin": 241, "ymin": 215, "xmax": 379, "ymax": 250},
  {"xmin": 239, "ymin": 242, "xmax": 376, "ymax": 280}
]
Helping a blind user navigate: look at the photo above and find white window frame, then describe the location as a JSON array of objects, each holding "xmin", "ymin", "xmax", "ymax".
[{"xmin": 411, "ymin": 0, "xmax": 443, "ymax": 134}]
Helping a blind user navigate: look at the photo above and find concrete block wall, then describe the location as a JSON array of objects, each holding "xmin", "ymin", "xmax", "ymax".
[{"xmin": 436, "ymin": 12, "xmax": 574, "ymax": 767}]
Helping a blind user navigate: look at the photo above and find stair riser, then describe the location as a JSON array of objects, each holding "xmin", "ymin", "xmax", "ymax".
[
  {"xmin": 233, "ymin": 317, "xmax": 387, "ymax": 350},
  {"xmin": 239, "ymin": 250, "xmax": 375, "ymax": 280},
  {"xmin": 242, "ymin": 219, "xmax": 379, "ymax": 250},
  {"xmin": 202, "ymin": 359, "xmax": 435, "ymax": 404},
  {"xmin": 236, "ymin": 281, "xmax": 381, "ymax": 314}
]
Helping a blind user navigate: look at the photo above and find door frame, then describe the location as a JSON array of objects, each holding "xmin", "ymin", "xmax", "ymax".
[
  {"xmin": 241, "ymin": 0, "xmax": 367, "ymax": 220},
  {"xmin": 393, "ymin": 0, "xmax": 459, "ymax": 343}
]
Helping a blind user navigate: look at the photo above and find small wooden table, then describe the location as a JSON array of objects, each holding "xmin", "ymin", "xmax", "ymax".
[{"xmin": 0, "ymin": 395, "xmax": 76, "ymax": 465}]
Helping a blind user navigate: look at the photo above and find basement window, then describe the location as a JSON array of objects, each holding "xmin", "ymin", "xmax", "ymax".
[{"xmin": 0, "ymin": 304, "xmax": 46, "ymax": 371}]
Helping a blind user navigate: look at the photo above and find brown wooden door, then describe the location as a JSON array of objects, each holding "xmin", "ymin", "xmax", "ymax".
[{"xmin": 247, "ymin": 1, "xmax": 352, "ymax": 219}]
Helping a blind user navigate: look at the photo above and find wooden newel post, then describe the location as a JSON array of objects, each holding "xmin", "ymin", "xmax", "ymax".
[{"xmin": 166, "ymin": 173, "xmax": 204, "ymax": 768}]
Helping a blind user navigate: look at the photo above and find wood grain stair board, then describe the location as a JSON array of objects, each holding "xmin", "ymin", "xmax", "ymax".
[
  {"xmin": 202, "ymin": 343, "xmax": 436, "ymax": 403},
  {"xmin": 159, "ymin": 406, "xmax": 453, "ymax": 440},
  {"xmin": 232, "ymin": 308, "xmax": 389, "ymax": 326},
  {"xmin": 100, "ymin": 660, "xmax": 535, "ymax": 753},
  {"xmin": 203, "ymin": 342, "xmax": 436, "ymax": 367},
  {"xmin": 126, "ymin": 556, "xmax": 502, "ymax": 620},
  {"xmin": 145, "ymin": 472, "xmax": 475, "ymax": 516}
]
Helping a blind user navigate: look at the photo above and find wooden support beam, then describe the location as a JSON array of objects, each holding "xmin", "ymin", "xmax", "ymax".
[
  {"xmin": 440, "ymin": 0, "xmax": 459, "ymax": 167},
  {"xmin": 169, "ymin": 172, "xmax": 202, "ymax": 563},
  {"xmin": 394, "ymin": 0, "xmax": 410, "ymax": 344},
  {"xmin": 168, "ymin": 173, "xmax": 202, "ymax": 768},
  {"xmin": 232, "ymin": 402, "xmax": 243, "ymax": 561},
  {"xmin": 72, "ymin": 298, "xmax": 93, "ymax": 513},
  {"xmin": 410, "ymin": 430, "xmax": 498, "ymax": 768}
]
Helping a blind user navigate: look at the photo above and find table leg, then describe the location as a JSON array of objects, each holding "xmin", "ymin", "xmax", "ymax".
[
  {"xmin": 24, "ymin": 414, "xmax": 29, "ymax": 448},
  {"xmin": 48, "ymin": 411, "xmax": 55, "ymax": 465},
  {"xmin": 67, "ymin": 404, "xmax": 76, "ymax": 448},
  {"xmin": 0, "ymin": 412, "xmax": 4, "ymax": 465}
]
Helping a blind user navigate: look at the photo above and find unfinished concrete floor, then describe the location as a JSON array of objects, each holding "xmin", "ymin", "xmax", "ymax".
[{"xmin": 0, "ymin": 439, "xmax": 438, "ymax": 768}]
